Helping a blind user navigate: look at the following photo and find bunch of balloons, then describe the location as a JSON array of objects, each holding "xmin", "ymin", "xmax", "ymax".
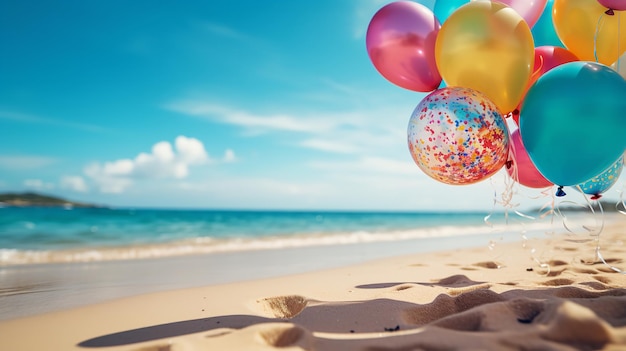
[{"xmin": 367, "ymin": 0, "xmax": 626, "ymax": 198}]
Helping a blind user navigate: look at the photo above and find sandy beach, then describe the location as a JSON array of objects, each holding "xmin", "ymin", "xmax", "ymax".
[{"xmin": 1, "ymin": 217, "xmax": 625, "ymax": 350}]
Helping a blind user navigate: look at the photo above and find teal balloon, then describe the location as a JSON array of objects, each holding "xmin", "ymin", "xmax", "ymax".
[
  {"xmin": 576, "ymin": 157, "xmax": 624, "ymax": 197},
  {"xmin": 531, "ymin": 0, "xmax": 563, "ymax": 47},
  {"xmin": 519, "ymin": 61, "xmax": 626, "ymax": 186},
  {"xmin": 434, "ymin": 0, "xmax": 470, "ymax": 23}
]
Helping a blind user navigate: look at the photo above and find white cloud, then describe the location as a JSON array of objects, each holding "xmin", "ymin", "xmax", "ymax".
[
  {"xmin": 166, "ymin": 100, "xmax": 412, "ymax": 158},
  {"xmin": 166, "ymin": 169, "xmax": 502, "ymax": 211},
  {"xmin": 84, "ymin": 165, "xmax": 133, "ymax": 194},
  {"xmin": 0, "ymin": 155, "xmax": 58, "ymax": 170},
  {"xmin": 95, "ymin": 159, "xmax": 134, "ymax": 177},
  {"xmin": 167, "ymin": 101, "xmax": 345, "ymax": 134},
  {"xmin": 175, "ymin": 177, "xmax": 331, "ymax": 208},
  {"xmin": 23, "ymin": 179, "xmax": 55, "ymax": 190},
  {"xmin": 309, "ymin": 156, "xmax": 417, "ymax": 175},
  {"xmin": 176, "ymin": 136, "xmax": 210, "ymax": 165},
  {"xmin": 223, "ymin": 149, "xmax": 237, "ymax": 163},
  {"xmin": 300, "ymin": 139, "xmax": 360, "ymax": 154},
  {"xmin": 0, "ymin": 110, "xmax": 109, "ymax": 133},
  {"xmin": 60, "ymin": 176, "xmax": 89, "ymax": 193},
  {"xmin": 85, "ymin": 136, "xmax": 212, "ymax": 193}
]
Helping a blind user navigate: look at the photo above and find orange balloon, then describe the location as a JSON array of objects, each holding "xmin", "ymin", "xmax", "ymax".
[
  {"xmin": 553, "ymin": 0, "xmax": 626, "ymax": 65},
  {"xmin": 435, "ymin": 1, "xmax": 534, "ymax": 114}
]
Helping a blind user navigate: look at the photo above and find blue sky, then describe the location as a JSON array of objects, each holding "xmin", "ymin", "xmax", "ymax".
[{"xmin": 1, "ymin": 0, "xmax": 623, "ymax": 211}]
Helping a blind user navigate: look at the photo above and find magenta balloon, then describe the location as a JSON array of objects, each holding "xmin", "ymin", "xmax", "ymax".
[
  {"xmin": 498, "ymin": 0, "xmax": 548, "ymax": 27},
  {"xmin": 366, "ymin": 1, "xmax": 442, "ymax": 92},
  {"xmin": 597, "ymin": 0, "xmax": 626, "ymax": 10},
  {"xmin": 507, "ymin": 129, "xmax": 553, "ymax": 188}
]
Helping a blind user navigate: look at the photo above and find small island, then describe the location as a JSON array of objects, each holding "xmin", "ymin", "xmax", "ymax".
[{"xmin": 0, "ymin": 192, "xmax": 104, "ymax": 208}]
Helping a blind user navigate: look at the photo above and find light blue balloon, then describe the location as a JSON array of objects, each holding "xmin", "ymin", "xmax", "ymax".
[
  {"xmin": 576, "ymin": 157, "xmax": 624, "ymax": 198},
  {"xmin": 520, "ymin": 61, "xmax": 626, "ymax": 186},
  {"xmin": 434, "ymin": 0, "xmax": 470, "ymax": 23},
  {"xmin": 531, "ymin": 0, "xmax": 564, "ymax": 47}
]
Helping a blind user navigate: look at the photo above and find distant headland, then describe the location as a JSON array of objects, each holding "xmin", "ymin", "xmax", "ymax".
[{"xmin": 0, "ymin": 192, "xmax": 105, "ymax": 208}]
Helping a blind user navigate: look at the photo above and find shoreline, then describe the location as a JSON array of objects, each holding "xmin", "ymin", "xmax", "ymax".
[
  {"xmin": 2, "ymin": 210, "xmax": 618, "ymax": 267},
  {"xmin": 2, "ymin": 214, "xmax": 625, "ymax": 323},
  {"xmin": 1, "ymin": 220, "xmax": 625, "ymax": 350},
  {"xmin": 0, "ymin": 230, "xmax": 522, "ymax": 321}
]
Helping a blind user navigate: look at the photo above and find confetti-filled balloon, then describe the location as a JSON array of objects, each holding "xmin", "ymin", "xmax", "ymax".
[
  {"xmin": 576, "ymin": 156, "xmax": 624, "ymax": 198},
  {"xmin": 408, "ymin": 87, "xmax": 510, "ymax": 185}
]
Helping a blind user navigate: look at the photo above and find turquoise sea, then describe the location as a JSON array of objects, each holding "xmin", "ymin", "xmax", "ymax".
[
  {"xmin": 0, "ymin": 207, "xmax": 540, "ymax": 266},
  {"xmin": 0, "ymin": 206, "xmax": 620, "ymax": 321}
]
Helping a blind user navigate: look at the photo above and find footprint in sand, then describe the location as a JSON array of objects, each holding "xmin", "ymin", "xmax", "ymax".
[
  {"xmin": 403, "ymin": 289, "xmax": 505, "ymax": 326},
  {"xmin": 256, "ymin": 323, "xmax": 309, "ymax": 348},
  {"xmin": 471, "ymin": 261, "xmax": 501, "ymax": 269},
  {"xmin": 580, "ymin": 281, "xmax": 611, "ymax": 290},
  {"xmin": 573, "ymin": 267, "xmax": 600, "ymax": 274},
  {"xmin": 539, "ymin": 278, "xmax": 575, "ymax": 287},
  {"xmin": 433, "ymin": 275, "xmax": 483, "ymax": 286},
  {"xmin": 593, "ymin": 275, "xmax": 613, "ymax": 285},
  {"xmin": 256, "ymin": 295, "xmax": 308, "ymax": 319},
  {"xmin": 429, "ymin": 275, "xmax": 492, "ymax": 296},
  {"xmin": 393, "ymin": 283, "xmax": 416, "ymax": 291}
]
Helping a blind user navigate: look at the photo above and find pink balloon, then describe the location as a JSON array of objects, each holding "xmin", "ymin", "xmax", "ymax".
[
  {"xmin": 507, "ymin": 129, "xmax": 553, "ymax": 188},
  {"xmin": 497, "ymin": 0, "xmax": 548, "ymax": 28},
  {"xmin": 597, "ymin": 0, "xmax": 626, "ymax": 11},
  {"xmin": 366, "ymin": 1, "xmax": 442, "ymax": 92},
  {"xmin": 511, "ymin": 46, "xmax": 578, "ymax": 125}
]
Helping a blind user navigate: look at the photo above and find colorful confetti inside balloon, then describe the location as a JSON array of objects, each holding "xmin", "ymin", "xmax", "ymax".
[
  {"xmin": 408, "ymin": 87, "xmax": 510, "ymax": 185},
  {"xmin": 576, "ymin": 156, "xmax": 624, "ymax": 199}
]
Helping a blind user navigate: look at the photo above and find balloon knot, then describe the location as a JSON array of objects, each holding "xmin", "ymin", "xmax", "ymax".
[
  {"xmin": 556, "ymin": 186, "xmax": 567, "ymax": 197},
  {"xmin": 512, "ymin": 109, "xmax": 519, "ymax": 116},
  {"xmin": 591, "ymin": 194, "xmax": 602, "ymax": 200},
  {"xmin": 605, "ymin": 8, "xmax": 615, "ymax": 15},
  {"xmin": 505, "ymin": 160, "xmax": 513, "ymax": 169}
]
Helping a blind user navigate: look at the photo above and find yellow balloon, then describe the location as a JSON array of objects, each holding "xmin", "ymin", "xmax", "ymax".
[
  {"xmin": 435, "ymin": 1, "xmax": 534, "ymax": 114},
  {"xmin": 553, "ymin": 0, "xmax": 626, "ymax": 65}
]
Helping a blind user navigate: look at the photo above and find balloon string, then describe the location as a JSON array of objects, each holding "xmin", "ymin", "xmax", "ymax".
[
  {"xmin": 533, "ymin": 55, "xmax": 544, "ymax": 77},
  {"xmin": 582, "ymin": 188, "xmax": 604, "ymax": 236},
  {"xmin": 598, "ymin": 178, "xmax": 625, "ymax": 274},
  {"xmin": 555, "ymin": 185, "xmax": 605, "ymax": 239},
  {"xmin": 593, "ymin": 200, "xmax": 624, "ymax": 274},
  {"xmin": 538, "ymin": 187, "xmax": 556, "ymax": 220},
  {"xmin": 617, "ymin": 179, "xmax": 626, "ymax": 215},
  {"xmin": 594, "ymin": 13, "xmax": 606, "ymax": 63},
  {"xmin": 484, "ymin": 169, "xmax": 524, "ymax": 228},
  {"xmin": 618, "ymin": 12, "xmax": 621, "ymax": 71}
]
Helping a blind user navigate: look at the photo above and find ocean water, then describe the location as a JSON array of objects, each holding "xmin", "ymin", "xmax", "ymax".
[{"xmin": 0, "ymin": 207, "xmax": 565, "ymax": 266}]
